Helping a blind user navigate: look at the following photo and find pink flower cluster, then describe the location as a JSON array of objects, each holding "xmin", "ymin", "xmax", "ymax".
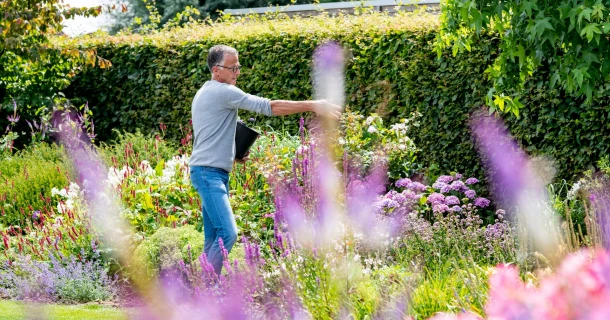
[{"xmin": 432, "ymin": 248, "xmax": 610, "ymax": 320}]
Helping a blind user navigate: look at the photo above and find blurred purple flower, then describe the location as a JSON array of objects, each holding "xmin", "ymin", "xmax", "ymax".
[{"xmin": 313, "ymin": 41, "xmax": 344, "ymax": 70}]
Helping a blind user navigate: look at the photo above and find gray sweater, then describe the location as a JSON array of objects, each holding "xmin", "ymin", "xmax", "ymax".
[{"xmin": 189, "ymin": 80, "xmax": 272, "ymax": 172}]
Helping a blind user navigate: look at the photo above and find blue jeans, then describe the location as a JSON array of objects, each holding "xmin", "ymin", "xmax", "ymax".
[{"xmin": 190, "ymin": 166, "xmax": 238, "ymax": 275}]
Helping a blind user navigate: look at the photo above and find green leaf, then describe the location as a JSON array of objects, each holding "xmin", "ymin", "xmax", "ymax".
[
  {"xmin": 550, "ymin": 73, "xmax": 560, "ymax": 89},
  {"xmin": 155, "ymin": 160, "xmax": 165, "ymax": 176},
  {"xmin": 580, "ymin": 23, "xmax": 601, "ymax": 42},
  {"xmin": 578, "ymin": 7, "xmax": 593, "ymax": 25},
  {"xmin": 493, "ymin": 95, "xmax": 506, "ymax": 111}
]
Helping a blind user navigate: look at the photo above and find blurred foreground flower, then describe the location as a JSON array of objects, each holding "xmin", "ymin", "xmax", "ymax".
[{"xmin": 471, "ymin": 114, "xmax": 563, "ymax": 264}]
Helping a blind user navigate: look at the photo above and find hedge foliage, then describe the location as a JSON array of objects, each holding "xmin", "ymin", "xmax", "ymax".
[{"xmin": 56, "ymin": 11, "xmax": 610, "ymax": 182}]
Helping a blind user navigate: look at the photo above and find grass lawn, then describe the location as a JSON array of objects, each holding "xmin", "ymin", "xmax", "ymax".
[{"xmin": 0, "ymin": 300, "xmax": 133, "ymax": 320}]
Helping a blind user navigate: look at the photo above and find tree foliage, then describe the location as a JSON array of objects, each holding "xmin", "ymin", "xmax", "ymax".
[
  {"xmin": 0, "ymin": 0, "xmax": 111, "ymax": 112},
  {"xmin": 437, "ymin": 0, "xmax": 610, "ymax": 116}
]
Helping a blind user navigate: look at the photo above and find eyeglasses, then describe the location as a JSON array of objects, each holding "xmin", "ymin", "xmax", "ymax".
[{"xmin": 215, "ymin": 65, "xmax": 242, "ymax": 73}]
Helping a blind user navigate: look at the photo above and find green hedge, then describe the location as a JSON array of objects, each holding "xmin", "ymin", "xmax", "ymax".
[{"xmin": 57, "ymin": 12, "xmax": 610, "ymax": 182}]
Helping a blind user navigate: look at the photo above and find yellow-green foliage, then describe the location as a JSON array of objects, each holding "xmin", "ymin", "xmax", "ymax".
[
  {"xmin": 0, "ymin": 143, "xmax": 74, "ymax": 227},
  {"xmin": 133, "ymin": 225, "xmax": 204, "ymax": 278},
  {"xmin": 132, "ymin": 225, "xmax": 246, "ymax": 278},
  {"xmin": 409, "ymin": 264, "xmax": 489, "ymax": 319}
]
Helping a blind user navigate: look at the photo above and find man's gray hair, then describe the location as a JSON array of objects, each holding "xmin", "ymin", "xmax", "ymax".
[{"xmin": 207, "ymin": 45, "xmax": 238, "ymax": 73}]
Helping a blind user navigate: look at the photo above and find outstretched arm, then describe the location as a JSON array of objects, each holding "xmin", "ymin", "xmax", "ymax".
[{"xmin": 270, "ymin": 100, "xmax": 342, "ymax": 119}]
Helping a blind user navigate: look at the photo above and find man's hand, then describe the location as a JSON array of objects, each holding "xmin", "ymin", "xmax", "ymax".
[
  {"xmin": 235, "ymin": 151, "xmax": 250, "ymax": 164},
  {"xmin": 313, "ymin": 100, "xmax": 342, "ymax": 119}
]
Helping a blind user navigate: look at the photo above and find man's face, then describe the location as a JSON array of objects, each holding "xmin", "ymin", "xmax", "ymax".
[{"xmin": 213, "ymin": 54, "xmax": 241, "ymax": 85}]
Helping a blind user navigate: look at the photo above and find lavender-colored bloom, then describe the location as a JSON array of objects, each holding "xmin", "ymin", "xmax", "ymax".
[
  {"xmin": 436, "ymin": 175, "xmax": 454, "ymax": 184},
  {"xmin": 474, "ymin": 197, "xmax": 491, "ymax": 208},
  {"xmin": 465, "ymin": 177, "xmax": 479, "ymax": 185},
  {"xmin": 392, "ymin": 193, "xmax": 407, "ymax": 204},
  {"xmin": 454, "ymin": 173, "xmax": 463, "ymax": 179},
  {"xmin": 7, "ymin": 114, "xmax": 20, "ymax": 124},
  {"xmin": 450, "ymin": 205, "xmax": 462, "ymax": 212},
  {"xmin": 249, "ymin": 118, "xmax": 255, "ymax": 122},
  {"xmin": 432, "ymin": 182, "xmax": 448, "ymax": 190},
  {"xmin": 407, "ymin": 182, "xmax": 427, "ymax": 192},
  {"xmin": 445, "ymin": 196, "xmax": 460, "ymax": 206},
  {"xmin": 32, "ymin": 210, "xmax": 41, "ymax": 219},
  {"xmin": 380, "ymin": 198, "xmax": 400, "ymax": 209},
  {"xmin": 427, "ymin": 192, "xmax": 445, "ymax": 205},
  {"xmin": 433, "ymin": 204, "xmax": 450, "ymax": 213},
  {"xmin": 440, "ymin": 185, "xmax": 452, "ymax": 193},
  {"xmin": 465, "ymin": 189, "xmax": 477, "ymax": 199},
  {"xmin": 395, "ymin": 178, "xmax": 412, "ymax": 188},
  {"xmin": 450, "ymin": 180, "xmax": 467, "ymax": 192}
]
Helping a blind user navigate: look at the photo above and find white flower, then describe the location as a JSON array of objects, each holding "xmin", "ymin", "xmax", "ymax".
[
  {"xmin": 51, "ymin": 187, "xmax": 68, "ymax": 198},
  {"xmin": 367, "ymin": 125, "xmax": 378, "ymax": 134},
  {"xmin": 567, "ymin": 179, "xmax": 583, "ymax": 200},
  {"xmin": 65, "ymin": 199, "xmax": 74, "ymax": 211},
  {"xmin": 338, "ymin": 138, "xmax": 346, "ymax": 145},
  {"xmin": 139, "ymin": 160, "xmax": 155, "ymax": 177},
  {"xmin": 67, "ymin": 182, "xmax": 81, "ymax": 199},
  {"xmin": 365, "ymin": 116, "xmax": 375, "ymax": 126}
]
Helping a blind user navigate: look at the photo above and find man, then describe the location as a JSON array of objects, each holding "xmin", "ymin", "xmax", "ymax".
[{"xmin": 189, "ymin": 44, "xmax": 341, "ymax": 276}]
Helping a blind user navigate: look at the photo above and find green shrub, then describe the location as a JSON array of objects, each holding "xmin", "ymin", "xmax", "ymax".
[
  {"xmin": 132, "ymin": 225, "xmax": 246, "ymax": 278},
  {"xmin": 133, "ymin": 225, "xmax": 204, "ymax": 278},
  {"xmin": 0, "ymin": 143, "xmax": 74, "ymax": 227}
]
